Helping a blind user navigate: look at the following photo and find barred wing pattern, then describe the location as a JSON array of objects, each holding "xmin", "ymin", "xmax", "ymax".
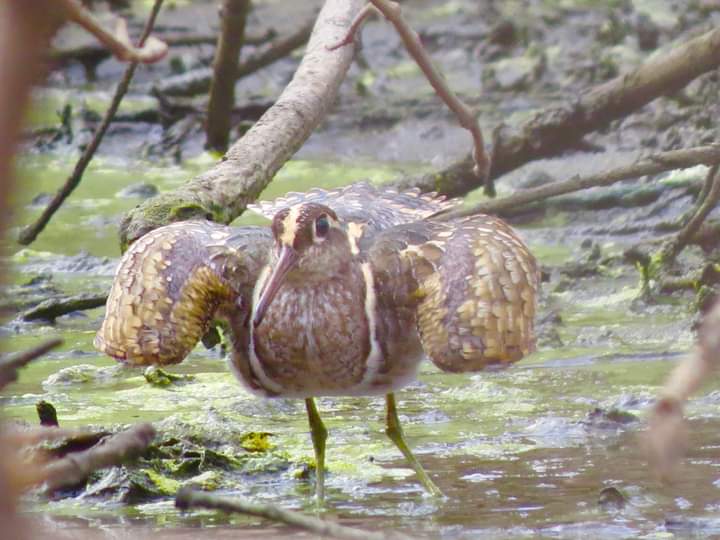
[
  {"xmin": 369, "ymin": 215, "xmax": 539, "ymax": 373},
  {"xmin": 95, "ymin": 221, "xmax": 270, "ymax": 365}
]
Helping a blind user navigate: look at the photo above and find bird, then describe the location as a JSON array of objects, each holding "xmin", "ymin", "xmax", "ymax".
[{"xmin": 95, "ymin": 182, "xmax": 539, "ymax": 502}]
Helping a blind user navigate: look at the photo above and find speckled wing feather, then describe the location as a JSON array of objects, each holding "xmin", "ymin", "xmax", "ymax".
[
  {"xmin": 368, "ymin": 215, "xmax": 539, "ymax": 372},
  {"xmin": 95, "ymin": 221, "xmax": 271, "ymax": 366},
  {"xmin": 248, "ymin": 182, "xmax": 460, "ymax": 240}
]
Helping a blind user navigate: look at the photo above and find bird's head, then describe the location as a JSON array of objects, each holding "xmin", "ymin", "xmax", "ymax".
[{"xmin": 253, "ymin": 202, "xmax": 353, "ymax": 326}]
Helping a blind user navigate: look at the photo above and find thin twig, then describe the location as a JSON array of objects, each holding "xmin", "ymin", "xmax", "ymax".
[
  {"xmin": 661, "ymin": 164, "xmax": 720, "ymax": 264},
  {"xmin": 175, "ymin": 488, "xmax": 415, "ymax": 540},
  {"xmin": 60, "ymin": 0, "xmax": 167, "ymax": 63},
  {"xmin": 0, "ymin": 338, "xmax": 63, "ymax": 389},
  {"xmin": 339, "ymin": 0, "xmax": 490, "ymax": 181},
  {"xmin": 440, "ymin": 144, "xmax": 720, "ymax": 220},
  {"xmin": 327, "ymin": 3, "xmax": 379, "ymax": 50},
  {"xmin": 18, "ymin": 0, "xmax": 165, "ymax": 246},
  {"xmin": 35, "ymin": 423, "xmax": 156, "ymax": 493}
]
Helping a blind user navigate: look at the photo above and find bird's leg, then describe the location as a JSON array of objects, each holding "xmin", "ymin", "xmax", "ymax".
[
  {"xmin": 384, "ymin": 392, "xmax": 444, "ymax": 497},
  {"xmin": 305, "ymin": 397, "xmax": 328, "ymax": 504}
]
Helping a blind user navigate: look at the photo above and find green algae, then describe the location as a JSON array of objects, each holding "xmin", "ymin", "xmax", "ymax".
[{"xmin": 144, "ymin": 366, "xmax": 195, "ymax": 388}]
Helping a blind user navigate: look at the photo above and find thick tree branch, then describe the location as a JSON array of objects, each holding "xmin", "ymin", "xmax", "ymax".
[
  {"xmin": 393, "ymin": 26, "xmax": 720, "ymax": 198},
  {"xmin": 120, "ymin": 0, "xmax": 364, "ymax": 248}
]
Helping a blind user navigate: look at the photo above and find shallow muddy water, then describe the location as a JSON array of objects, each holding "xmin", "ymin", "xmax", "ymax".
[{"xmin": 3, "ymin": 0, "xmax": 720, "ymax": 538}]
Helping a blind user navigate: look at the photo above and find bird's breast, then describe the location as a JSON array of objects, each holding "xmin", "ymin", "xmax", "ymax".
[{"xmin": 246, "ymin": 272, "xmax": 375, "ymax": 397}]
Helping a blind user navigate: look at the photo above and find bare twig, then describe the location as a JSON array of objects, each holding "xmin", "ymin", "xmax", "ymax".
[
  {"xmin": 645, "ymin": 296, "xmax": 720, "ymax": 479},
  {"xmin": 120, "ymin": 0, "xmax": 364, "ymax": 248},
  {"xmin": 0, "ymin": 338, "xmax": 63, "ymax": 389},
  {"xmin": 206, "ymin": 0, "xmax": 251, "ymax": 152},
  {"xmin": 327, "ymin": 3, "xmax": 379, "ymax": 50},
  {"xmin": 59, "ymin": 0, "xmax": 167, "ymax": 64},
  {"xmin": 660, "ymin": 164, "xmax": 720, "ymax": 264},
  {"xmin": 393, "ymin": 26, "xmax": 720, "ymax": 198},
  {"xmin": 18, "ymin": 0, "xmax": 165, "ymax": 246},
  {"xmin": 336, "ymin": 0, "xmax": 490, "ymax": 182},
  {"xmin": 34, "ymin": 423, "xmax": 156, "ymax": 492},
  {"xmin": 176, "ymin": 488, "xmax": 414, "ymax": 540},
  {"xmin": 21, "ymin": 292, "xmax": 108, "ymax": 322},
  {"xmin": 154, "ymin": 19, "xmax": 314, "ymax": 98},
  {"xmin": 441, "ymin": 144, "xmax": 720, "ymax": 219}
]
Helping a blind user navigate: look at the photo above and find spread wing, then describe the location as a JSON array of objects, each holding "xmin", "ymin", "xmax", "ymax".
[
  {"xmin": 368, "ymin": 214, "xmax": 539, "ymax": 372},
  {"xmin": 95, "ymin": 221, "xmax": 271, "ymax": 366},
  {"xmin": 248, "ymin": 181, "xmax": 460, "ymax": 241}
]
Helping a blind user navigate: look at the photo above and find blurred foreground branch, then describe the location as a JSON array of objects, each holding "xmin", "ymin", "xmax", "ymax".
[
  {"xmin": 645, "ymin": 297, "xmax": 720, "ymax": 478},
  {"xmin": 60, "ymin": 0, "xmax": 167, "ymax": 63}
]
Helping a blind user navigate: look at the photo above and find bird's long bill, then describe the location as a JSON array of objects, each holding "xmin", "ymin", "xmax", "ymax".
[{"xmin": 253, "ymin": 245, "xmax": 299, "ymax": 327}]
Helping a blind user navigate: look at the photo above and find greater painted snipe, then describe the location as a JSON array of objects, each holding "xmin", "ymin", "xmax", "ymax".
[{"xmin": 95, "ymin": 182, "xmax": 539, "ymax": 501}]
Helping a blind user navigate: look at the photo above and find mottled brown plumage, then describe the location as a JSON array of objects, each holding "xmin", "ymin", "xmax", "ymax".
[
  {"xmin": 95, "ymin": 221, "xmax": 271, "ymax": 366},
  {"xmin": 94, "ymin": 181, "xmax": 539, "ymax": 501}
]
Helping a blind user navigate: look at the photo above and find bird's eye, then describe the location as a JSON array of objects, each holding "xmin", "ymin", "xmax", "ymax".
[{"xmin": 315, "ymin": 215, "xmax": 329, "ymax": 238}]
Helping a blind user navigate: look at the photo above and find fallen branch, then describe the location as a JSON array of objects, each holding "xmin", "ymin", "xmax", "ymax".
[
  {"xmin": 645, "ymin": 296, "xmax": 720, "ymax": 479},
  {"xmin": 18, "ymin": 0, "xmax": 165, "ymax": 246},
  {"xmin": 441, "ymin": 144, "xmax": 720, "ymax": 219},
  {"xmin": 392, "ymin": 25, "xmax": 720, "ymax": 198},
  {"xmin": 20, "ymin": 292, "xmax": 108, "ymax": 322},
  {"xmin": 154, "ymin": 18, "xmax": 314, "ymax": 97},
  {"xmin": 35, "ymin": 423, "xmax": 156, "ymax": 493},
  {"xmin": 206, "ymin": 0, "xmax": 251, "ymax": 152},
  {"xmin": 175, "ymin": 488, "xmax": 414, "ymax": 540},
  {"xmin": 0, "ymin": 338, "xmax": 63, "ymax": 389},
  {"xmin": 119, "ymin": 0, "xmax": 364, "ymax": 248}
]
